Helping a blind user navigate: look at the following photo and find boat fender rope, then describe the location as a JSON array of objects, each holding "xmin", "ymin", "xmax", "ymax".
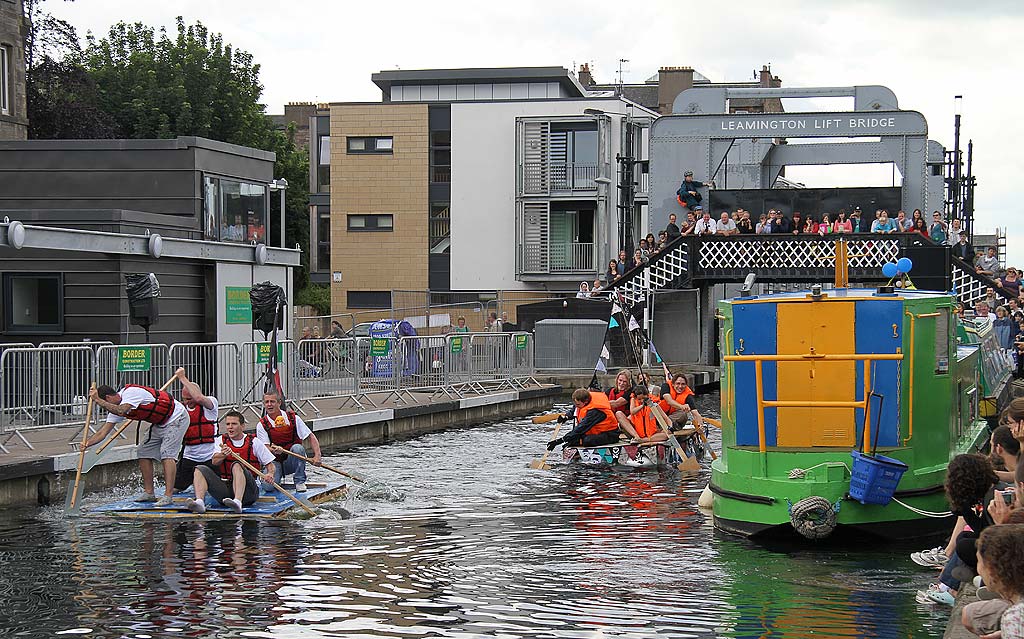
[
  {"xmin": 787, "ymin": 496, "xmax": 840, "ymax": 540},
  {"xmin": 788, "ymin": 462, "xmax": 851, "ymax": 480},
  {"xmin": 890, "ymin": 497, "xmax": 953, "ymax": 518}
]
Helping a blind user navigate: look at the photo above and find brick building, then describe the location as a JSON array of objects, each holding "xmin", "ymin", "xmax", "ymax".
[{"xmin": 0, "ymin": 0, "xmax": 27, "ymax": 140}]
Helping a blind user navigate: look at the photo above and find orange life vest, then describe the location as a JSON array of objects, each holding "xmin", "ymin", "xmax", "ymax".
[
  {"xmin": 123, "ymin": 384, "xmax": 174, "ymax": 425},
  {"xmin": 219, "ymin": 434, "xmax": 261, "ymax": 480},
  {"xmin": 578, "ymin": 392, "xmax": 619, "ymax": 436},
  {"xmin": 261, "ymin": 411, "xmax": 302, "ymax": 461},
  {"xmin": 183, "ymin": 403, "xmax": 218, "ymax": 446},
  {"xmin": 666, "ymin": 385, "xmax": 694, "ymax": 415},
  {"xmin": 628, "ymin": 397, "xmax": 660, "ymax": 439}
]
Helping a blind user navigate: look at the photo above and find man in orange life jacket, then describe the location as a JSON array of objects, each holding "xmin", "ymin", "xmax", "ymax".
[
  {"xmin": 546, "ymin": 388, "xmax": 623, "ymax": 451},
  {"xmin": 172, "ymin": 367, "xmax": 219, "ymax": 491},
  {"xmin": 87, "ymin": 382, "xmax": 189, "ymax": 507},
  {"xmin": 660, "ymin": 367, "xmax": 705, "ymax": 431},
  {"xmin": 256, "ymin": 391, "xmax": 321, "ymax": 492},
  {"xmin": 187, "ymin": 410, "xmax": 276, "ymax": 514}
]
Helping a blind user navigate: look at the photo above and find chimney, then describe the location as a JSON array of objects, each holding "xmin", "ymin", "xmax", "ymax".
[
  {"xmin": 657, "ymin": 66, "xmax": 695, "ymax": 115},
  {"xmin": 759, "ymin": 64, "xmax": 781, "ymax": 88},
  {"xmin": 578, "ymin": 63, "xmax": 594, "ymax": 88}
]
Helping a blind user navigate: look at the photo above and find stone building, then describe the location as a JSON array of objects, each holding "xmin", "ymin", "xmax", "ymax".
[{"xmin": 0, "ymin": 0, "xmax": 27, "ymax": 139}]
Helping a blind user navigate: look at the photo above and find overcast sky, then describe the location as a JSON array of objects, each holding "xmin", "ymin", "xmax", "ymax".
[{"xmin": 49, "ymin": 0, "xmax": 1024, "ymax": 265}]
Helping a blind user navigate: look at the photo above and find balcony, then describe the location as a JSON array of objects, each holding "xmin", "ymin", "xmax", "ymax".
[
  {"xmin": 550, "ymin": 163, "xmax": 598, "ymax": 192},
  {"xmin": 636, "ymin": 161, "xmax": 650, "ymax": 199},
  {"xmin": 519, "ymin": 241, "xmax": 595, "ymax": 275}
]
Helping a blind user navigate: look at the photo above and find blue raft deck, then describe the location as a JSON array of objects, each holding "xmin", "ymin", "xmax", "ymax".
[{"xmin": 86, "ymin": 481, "xmax": 347, "ymax": 519}]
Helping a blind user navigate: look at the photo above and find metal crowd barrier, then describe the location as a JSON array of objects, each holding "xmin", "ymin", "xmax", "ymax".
[{"xmin": 0, "ymin": 332, "xmax": 537, "ymax": 453}]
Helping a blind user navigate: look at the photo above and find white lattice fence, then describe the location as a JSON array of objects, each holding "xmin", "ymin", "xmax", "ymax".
[
  {"xmin": 952, "ymin": 264, "xmax": 1006, "ymax": 308},
  {"xmin": 618, "ymin": 242, "xmax": 690, "ymax": 305}
]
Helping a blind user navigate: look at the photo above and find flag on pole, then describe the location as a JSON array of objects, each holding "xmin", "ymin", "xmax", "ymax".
[
  {"xmin": 609, "ymin": 316, "xmax": 619, "ymax": 328},
  {"xmin": 628, "ymin": 315, "xmax": 640, "ymax": 332}
]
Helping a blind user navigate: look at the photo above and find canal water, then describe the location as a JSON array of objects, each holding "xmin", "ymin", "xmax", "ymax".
[{"xmin": 1, "ymin": 394, "xmax": 954, "ymax": 638}]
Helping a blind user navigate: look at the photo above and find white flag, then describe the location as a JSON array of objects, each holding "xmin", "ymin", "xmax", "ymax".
[
  {"xmin": 628, "ymin": 315, "xmax": 640, "ymax": 332},
  {"xmin": 611, "ymin": 303, "xmax": 622, "ymax": 316},
  {"xmin": 601, "ymin": 344, "xmax": 610, "ymax": 359}
]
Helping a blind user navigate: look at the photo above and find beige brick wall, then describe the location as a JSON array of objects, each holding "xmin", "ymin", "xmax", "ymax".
[{"xmin": 329, "ymin": 103, "xmax": 429, "ymax": 318}]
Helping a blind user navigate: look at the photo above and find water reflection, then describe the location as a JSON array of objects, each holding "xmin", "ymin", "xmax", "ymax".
[{"xmin": 1, "ymin": 404, "xmax": 952, "ymax": 637}]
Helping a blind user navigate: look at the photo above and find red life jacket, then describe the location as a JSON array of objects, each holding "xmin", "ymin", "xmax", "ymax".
[
  {"xmin": 183, "ymin": 403, "xmax": 218, "ymax": 446},
  {"xmin": 607, "ymin": 386, "xmax": 631, "ymax": 404},
  {"xmin": 123, "ymin": 384, "xmax": 174, "ymax": 425},
  {"xmin": 261, "ymin": 410, "xmax": 302, "ymax": 460},
  {"xmin": 218, "ymin": 433, "xmax": 262, "ymax": 480},
  {"xmin": 578, "ymin": 392, "xmax": 619, "ymax": 436},
  {"xmin": 628, "ymin": 397, "xmax": 660, "ymax": 439}
]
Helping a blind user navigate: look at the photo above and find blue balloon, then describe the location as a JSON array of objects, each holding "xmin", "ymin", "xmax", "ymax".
[
  {"xmin": 882, "ymin": 262, "xmax": 898, "ymax": 278},
  {"xmin": 896, "ymin": 257, "xmax": 913, "ymax": 274}
]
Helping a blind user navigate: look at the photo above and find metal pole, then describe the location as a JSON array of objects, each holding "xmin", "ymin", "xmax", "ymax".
[
  {"xmin": 952, "ymin": 98, "xmax": 961, "ymax": 228},
  {"xmin": 279, "ymin": 186, "xmax": 286, "ymax": 248},
  {"xmin": 965, "ymin": 140, "xmax": 974, "ymax": 243}
]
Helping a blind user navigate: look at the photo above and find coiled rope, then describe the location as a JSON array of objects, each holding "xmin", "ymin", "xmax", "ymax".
[{"xmin": 788, "ymin": 496, "xmax": 839, "ymax": 540}]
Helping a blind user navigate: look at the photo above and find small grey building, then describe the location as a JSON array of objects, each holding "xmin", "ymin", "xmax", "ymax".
[{"xmin": 0, "ymin": 136, "xmax": 296, "ymax": 345}]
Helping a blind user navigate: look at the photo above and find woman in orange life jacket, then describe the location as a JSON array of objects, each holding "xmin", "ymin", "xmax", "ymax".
[
  {"xmin": 660, "ymin": 366, "xmax": 705, "ymax": 431},
  {"xmin": 607, "ymin": 371, "xmax": 643, "ymax": 441},
  {"xmin": 187, "ymin": 410, "xmax": 276, "ymax": 514},
  {"xmin": 615, "ymin": 385, "xmax": 668, "ymax": 444},
  {"xmin": 546, "ymin": 388, "xmax": 623, "ymax": 451},
  {"xmin": 173, "ymin": 367, "xmax": 220, "ymax": 491}
]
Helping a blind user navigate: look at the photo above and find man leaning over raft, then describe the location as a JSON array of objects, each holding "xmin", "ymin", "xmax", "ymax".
[{"xmin": 547, "ymin": 388, "xmax": 622, "ymax": 451}]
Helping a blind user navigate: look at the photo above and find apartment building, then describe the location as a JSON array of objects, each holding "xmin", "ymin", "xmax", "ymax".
[{"xmin": 0, "ymin": 0, "xmax": 27, "ymax": 140}]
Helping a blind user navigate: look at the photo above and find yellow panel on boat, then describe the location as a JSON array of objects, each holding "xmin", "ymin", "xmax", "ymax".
[{"xmin": 776, "ymin": 302, "xmax": 857, "ymax": 447}]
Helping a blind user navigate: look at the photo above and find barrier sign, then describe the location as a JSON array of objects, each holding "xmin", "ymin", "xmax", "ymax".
[
  {"xmin": 117, "ymin": 346, "xmax": 151, "ymax": 372},
  {"xmin": 225, "ymin": 287, "xmax": 252, "ymax": 324},
  {"xmin": 370, "ymin": 338, "xmax": 391, "ymax": 357},
  {"xmin": 515, "ymin": 334, "xmax": 528, "ymax": 350},
  {"xmin": 450, "ymin": 337, "xmax": 463, "ymax": 354},
  {"xmin": 255, "ymin": 342, "xmax": 284, "ymax": 364}
]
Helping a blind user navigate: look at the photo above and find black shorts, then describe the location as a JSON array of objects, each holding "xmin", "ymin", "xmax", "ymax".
[{"xmin": 174, "ymin": 457, "xmax": 216, "ymax": 491}]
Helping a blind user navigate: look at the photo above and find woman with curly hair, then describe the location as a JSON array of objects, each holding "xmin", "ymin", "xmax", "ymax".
[
  {"xmin": 949, "ymin": 454, "xmax": 1000, "ymax": 571},
  {"xmin": 977, "ymin": 524, "xmax": 1024, "ymax": 638}
]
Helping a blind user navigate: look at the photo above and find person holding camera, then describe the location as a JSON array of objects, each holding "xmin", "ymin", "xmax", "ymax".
[{"xmin": 693, "ymin": 209, "xmax": 717, "ymax": 236}]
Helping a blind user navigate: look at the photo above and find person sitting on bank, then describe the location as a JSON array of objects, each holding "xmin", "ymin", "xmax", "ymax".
[
  {"xmin": 615, "ymin": 385, "xmax": 668, "ymax": 444},
  {"xmin": 660, "ymin": 366, "xmax": 705, "ymax": 431},
  {"xmin": 173, "ymin": 367, "xmax": 219, "ymax": 491},
  {"xmin": 188, "ymin": 410, "xmax": 276, "ymax": 514},
  {"xmin": 547, "ymin": 388, "xmax": 622, "ymax": 450},
  {"xmin": 85, "ymin": 382, "xmax": 190, "ymax": 507},
  {"xmin": 256, "ymin": 391, "xmax": 322, "ymax": 492}
]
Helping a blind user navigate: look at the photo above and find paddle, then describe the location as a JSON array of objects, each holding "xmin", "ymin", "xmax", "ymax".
[
  {"xmin": 704, "ymin": 417, "xmax": 722, "ymax": 429},
  {"xmin": 80, "ymin": 374, "xmax": 178, "ymax": 472},
  {"xmin": 226, "ymin": 450, "xmax": 317, "ymax": 517},
  {"xmin": 531, "ymin": 413, "xmax": 562, "ymax": 424},
  {"xmin": 650, "ymin": 403, "xmax": 700, "ymax": 473},
  {"xmin": 529, "ymin": 419, "xmax": 564, "ymax": 470},
  {"xmin": 276, "ymin": 447, "xmax": 364, "ymax": 483},
  {"xmin": 65, "ymin": 384, "xmax": 96, "ymax": 515}
]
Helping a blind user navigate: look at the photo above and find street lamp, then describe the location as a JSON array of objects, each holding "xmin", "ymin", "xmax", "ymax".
[{"xmin": 269, "ymin": 178, "xmax": 289, "ymax": 248}]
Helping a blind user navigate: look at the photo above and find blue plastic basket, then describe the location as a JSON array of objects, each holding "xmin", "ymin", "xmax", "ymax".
[{"xmin": 848, "ymin": 451, "xmax": 908, "ymax": 505}]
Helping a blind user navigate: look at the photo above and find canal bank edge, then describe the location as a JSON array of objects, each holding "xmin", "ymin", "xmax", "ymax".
[{"xmin": 0, "ymin": 386, "xmax": 562, "ymax": 507}]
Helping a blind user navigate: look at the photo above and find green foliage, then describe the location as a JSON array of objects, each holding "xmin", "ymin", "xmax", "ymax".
[{"xmin": 294, "ymin": 284, "xmax": 332, "ymax": 316}]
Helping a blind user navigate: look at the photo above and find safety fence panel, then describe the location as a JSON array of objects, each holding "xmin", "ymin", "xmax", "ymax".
[
  {"xmin": 240, "ymin": 340, "xmax": 296, "ymax": 406},
  {"xmin": 469, "ymin": 333, "xmax": 511, "ymax": 382},
  {"xmin": 445, "ymin": 334, "xmax": 474, "ymax": 383},
  {"xmin": 508, "ymin": 333, "xmax": 534, "ymax": 379},
  {"xmin": 293, "ymin": 338, "xmax": 360, "ymax": 400},
  {"xmin": 95, "ymin": 344, "xmax": 172, "ymax": 392},
  {"xmin": 356, "ymin": 336, "xmax": 400, "ymax": 394},
  {"xmin": 168, "ymin": 343, "xmax": 242, "ymax": 408},
  {"xmin": 0, "ymin": 346, "xmax": 94, "ymax": 436},
  {"xmin": 399, "ymin": 335, "xmax": 448, "ymax": 391}
]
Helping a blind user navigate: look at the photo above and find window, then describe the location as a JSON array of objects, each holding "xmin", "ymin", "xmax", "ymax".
[
  {"xmin": 4, "ymin": 273, "xmax": 63, "ymax": 334},
  {"xmin": 347, "ymin": 291, "xmax": 392, "ymax": 309},
  {"xmin": 317, "ymin": 135, "xmax": 331, "ymax": 192},
  {"xmin": 347, "ymin": 136, "xmax": 393, "ymax": 154},
  {"xmin": 429, "ymin": 204, "xmax": 450, "ymax": 253},
  {"xmin": 0, "ymin": 45, "xmax": 9, "ymax": 116},
  {"xmin": 203, "ymin": 175, "xmax": 269, "ymax": 243},
  {"xmin": 316, "ymin": 207, "xmax": 331, "ymax": 271},
  {"xmin": 430, "ymin": 131, "xmax": 450, "ymax": 183},
  {"xmin": 347, "ymin": 214, "xmax": 393, "ymax": 231}
]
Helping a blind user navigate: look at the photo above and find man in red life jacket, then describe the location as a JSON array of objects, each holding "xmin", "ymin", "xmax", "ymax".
[
  {"xmin": 546, "ymin": 388, "xmax": 623, "ymax": 451},
  {"xmin": 187, "ymin": 410, "xmax": 275, "ymax": 514},
  {"xmin": 172, "ymin": 367, "xmax": 219, "ymax": 491},
  {"xmin": 255, "ymin": 391, "xmax": 322, "ymax": 492},
  {"xmin": 86, "ymin": 381, "xmax": 189, "ymax": 507}
]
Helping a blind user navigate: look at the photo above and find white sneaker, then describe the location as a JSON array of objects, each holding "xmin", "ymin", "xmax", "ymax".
[
  {"xmin": 133, "ymin": 492, "xmax": 157, "ymax": 503},
  {"xmin": 222, "ymin": 498, "xmax": 243, "ymax": 514},
  {"xmin": 186, "ymin": 498, "xmax": 206, "ymax": 514},
  {"xmin": 295, "ymin": 483, "xmax": 307, "ymax": 492},
  {"xmin": 154, "ymin": 495, "xmax": 174, "ymax": 507}
]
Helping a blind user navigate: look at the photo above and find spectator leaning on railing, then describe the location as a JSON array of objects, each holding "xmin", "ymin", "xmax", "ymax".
[
  {"xmin": 871, "ymin": 210, "xmax": 898, "ymax": 233},
  {"xmin": 718, "ymin": 211, "xmax": 738, "ymax": 236},
  {"xmin": 694, "ymin": 210, "xmax": 717, "ymax": 236}
]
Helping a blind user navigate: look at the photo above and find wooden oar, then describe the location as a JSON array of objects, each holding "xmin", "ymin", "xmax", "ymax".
[
  {"xmin": 650, "ymin": 403, "xmax": 700, "ymax": 473},
  {"xmin": 531, "ymin": 413, "xmax": 562, "ymax": 424},
  {"xmin": 704, "ymin": 417, "xmax": 722, "ymax": 429},
  {"xmin": 66, "ymin": 384, "xmax": 96, "ymax": 513},
  {"xmin": 529, "ymin": 420, "xmax": 564, "ymax": 470},
  {"xmin": 226, "ymin": 450, "xmax": 317, "ymax": 517},
  {"xmin": 694, "ymin": 424, "xmax": 718, "ymax": 461},
  {"xmin": 277, "ymin": 447, "xmax": 364, "ymax": 483}
]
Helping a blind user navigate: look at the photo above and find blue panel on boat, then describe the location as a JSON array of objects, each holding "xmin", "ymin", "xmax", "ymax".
[
  {"xmin": 732, "ymin": 302, "xmax": 778, "ymax": 447},
  {"xmin": 855, "ymin": 299, "xmax": 903, "ymax": 448}
]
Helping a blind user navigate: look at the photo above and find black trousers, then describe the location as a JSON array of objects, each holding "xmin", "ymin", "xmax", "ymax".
[
  {"xmin": 566, "ymin": 430, "xmax": 622, "ymax": 448},
  {"xmin": 174, "ymin": 458, "xmax": 216, "ymax": 491},
  {"xmin": 196, "ymin": 464, "xmax": 259, "ymax": 506}
]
